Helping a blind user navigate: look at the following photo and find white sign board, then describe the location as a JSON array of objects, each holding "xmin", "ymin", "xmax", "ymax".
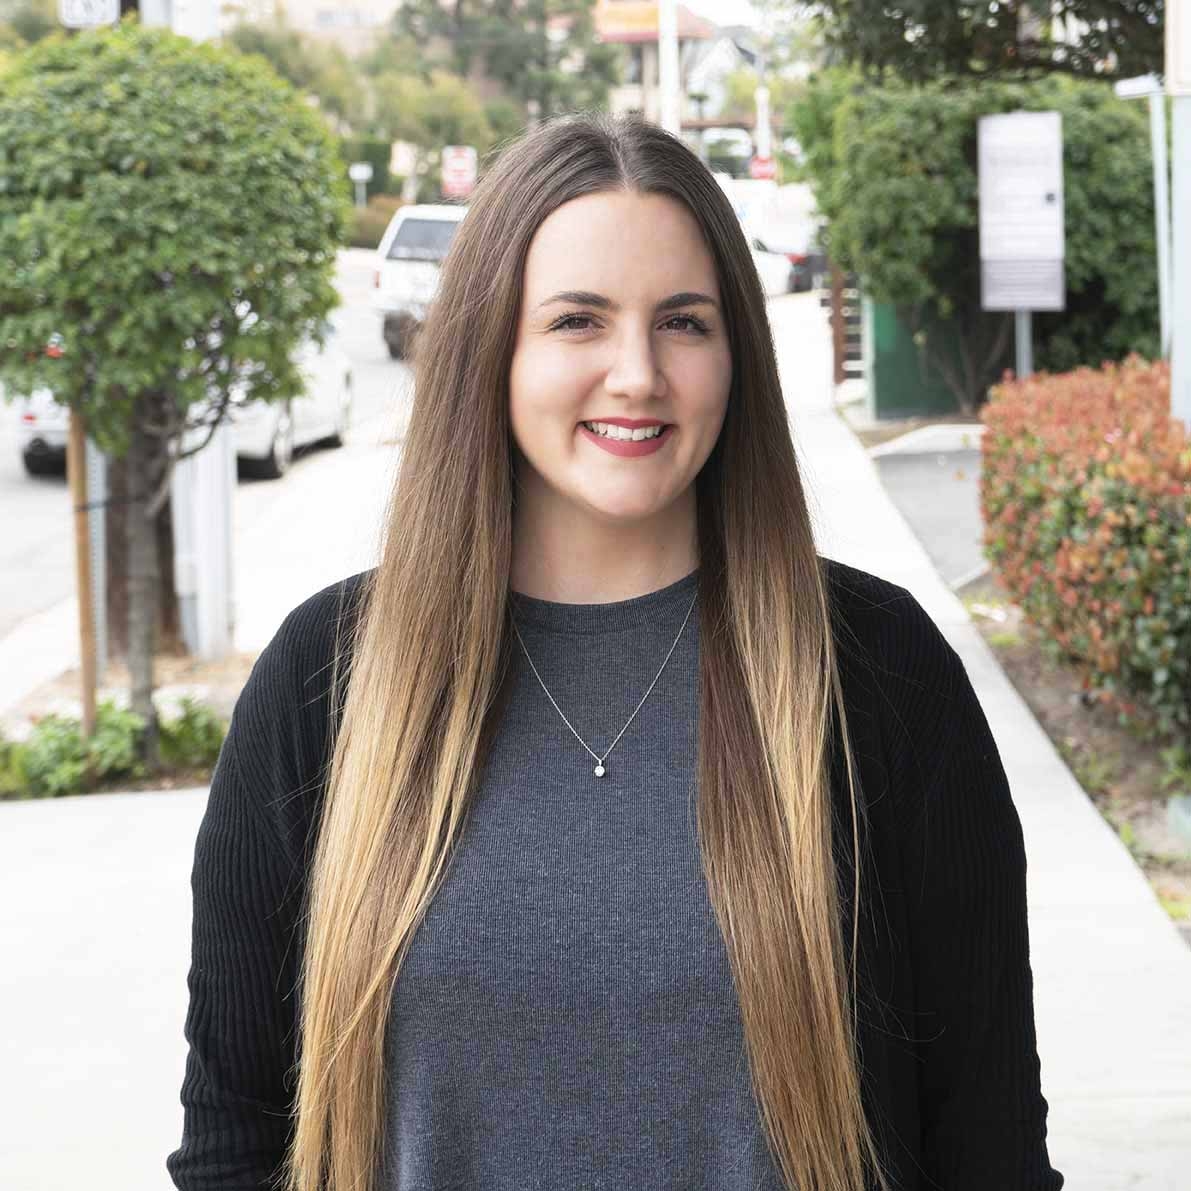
[
  {"xmin": 441, "ymin": 145, "xmax": 477, "ymax": 199},
  {"xmin": 58, "ymin": 0, "xmax": 119, "ymax": 27},
  {"xmin": 348, "ymin": 162, "xmax": 374, "ymax": 183},
  {"xmin": 979, "ymin": 111, "xmax": 1066, "ymax": 311},
  {"xmin": 1169, "ymin": 0, "xmax": 1191, "ymax": 96}
]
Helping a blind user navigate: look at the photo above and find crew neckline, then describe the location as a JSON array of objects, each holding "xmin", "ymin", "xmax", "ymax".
[{"xmin": 508, "ymin": 568, "xmax": 700, "ymax": 635}]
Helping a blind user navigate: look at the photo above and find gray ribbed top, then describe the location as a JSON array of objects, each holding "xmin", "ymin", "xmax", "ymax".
[{"xmin": 380, "ymin": 566, "xmax": 781, "ymax": 1189}]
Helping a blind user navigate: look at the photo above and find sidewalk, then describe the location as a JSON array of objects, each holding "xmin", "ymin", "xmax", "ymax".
[
  {"xmin": 772, "ymin": 292, "xmax": 1191, "ymax": 1189},
  {"xmin": 1, "ymin": 293, "xmax": 1189, "ymax": 1191}
]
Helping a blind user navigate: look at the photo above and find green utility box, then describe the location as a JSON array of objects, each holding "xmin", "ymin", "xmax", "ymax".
[{"xmin": 862, "ymin": 298, "xmax": 1012, "ymax": 421}]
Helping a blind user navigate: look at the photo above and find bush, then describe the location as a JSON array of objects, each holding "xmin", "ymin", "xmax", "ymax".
[
  {"xmin": 348, "ymin": 194, "xmax": 403, "ymax": 249},
  {"xmin": 340, "ymin": 135, "xmax": 394, "ymax": 198},
  {"xmin": 981, "ymin": 356, "xmax": 1191, "ymax": 736},
  {"xmin": 790, "ymin": 70, "xmax": 1162, "ymax": 413},
  {"xmin": 0, "ymin": 696, "xmax": 227, "ymax": 800},
  {"xmin": 159, "ymin": 696, "xmax": 226, "ymax": 768}
]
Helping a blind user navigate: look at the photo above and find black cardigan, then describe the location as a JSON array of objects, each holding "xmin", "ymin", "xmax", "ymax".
[{"xmin": 166, "ymin": 557, "xmax": 1064, "ymax": 1190}]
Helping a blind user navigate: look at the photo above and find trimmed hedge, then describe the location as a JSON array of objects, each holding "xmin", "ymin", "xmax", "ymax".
[
  {"xmin": 981, "ymin": 356, "xmax": 1191, "ymax": 736},
  {"xmin": 348, "ymin": 194, "xmax": 403, "ymax": 250}
]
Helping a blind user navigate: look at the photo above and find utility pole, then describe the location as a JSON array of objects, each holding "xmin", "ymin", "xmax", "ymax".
[
  {"xmin": 1113, "ymin": 76, "xmax": 1171, "ymax": 360},
  {"xmin": 658, "ymin": 0, "xmax": 680, "ymax": 135},
  {"xmin": 1171, "ymin": 4, "xmax": 1191, "ymax": 431}
]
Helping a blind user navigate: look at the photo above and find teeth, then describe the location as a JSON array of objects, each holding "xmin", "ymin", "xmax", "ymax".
[{"xmin": 582, "ymin": 422, "xmax": 665, "ymax": 441}]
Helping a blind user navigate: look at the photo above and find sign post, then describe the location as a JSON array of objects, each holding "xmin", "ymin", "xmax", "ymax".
[
  {"xmin": 1168, "ymin": 1, "xmax": 1191, "ymax": 431},
  {"xmin": 1114, "ymin": 74, "xmax": 1172, "ymax": 361},
  {"xmin": 440, "ymin": 145, "xmax": 477, "ymax": 200},
  {"xmin": 348, "ymin": 162, "xmax": 373, "ymax": 209},
  {"xmin": 978, "ymin": 111, "xmax": 1066, "ymax": 380}
]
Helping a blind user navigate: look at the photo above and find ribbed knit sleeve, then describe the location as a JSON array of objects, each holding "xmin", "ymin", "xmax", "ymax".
[
  {"xmin": 165, "ymin": 740, "xmax": 302, "ymax": 1189},
  {"xmin": 166, "ymin": 572, "xmax": 370, "ymax": 1190},
  {"xmin": 878, "ymin": 590, "xmax": 1063, "ymax": 1190}
]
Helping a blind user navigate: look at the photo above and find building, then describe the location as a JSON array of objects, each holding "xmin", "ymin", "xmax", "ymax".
[{"xmin": 594, "ymin": 0, "xmax": 716, "ymax": 124}]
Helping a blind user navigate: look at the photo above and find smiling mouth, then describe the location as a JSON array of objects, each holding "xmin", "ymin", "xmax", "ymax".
[{"xmin": 579, "ymin": 421, "xmax": 670, "ymax": 441}]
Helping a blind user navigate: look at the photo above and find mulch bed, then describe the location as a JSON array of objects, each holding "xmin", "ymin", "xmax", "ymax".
[{"xmin": 961, "ymin": 572, "xmax": 1191, "ymax": 947}]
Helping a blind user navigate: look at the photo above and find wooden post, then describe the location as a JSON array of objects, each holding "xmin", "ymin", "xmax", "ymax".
[
  {"xmin": 67, "ymin": 407, "xmax": 98, "ymax": 740},
  {"xmin": 830, "ymin": 261, "xmax": 847, "ymax": 386}
]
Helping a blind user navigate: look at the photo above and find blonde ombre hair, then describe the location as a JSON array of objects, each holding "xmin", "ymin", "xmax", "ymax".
[{"xmin": 279, "ymin": 111, "xmax": 891, "ymax": 1191}]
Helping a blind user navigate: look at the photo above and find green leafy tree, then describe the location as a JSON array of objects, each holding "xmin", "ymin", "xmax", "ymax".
[
  {"xmin": 0, "ymin": 0, "xmax": 57, "ymax": 47},
  {"xmin": 371, "ymin": 68, "xmax": 498, "ymax": 198},
  {"xmin": 224, "ymin": 19, "xmax": 368, "ymax": 130},
  {"xmin": 0, "ymin": 20, "xmax": 350, "ymax": 765},
  {"xmin": 789, "ymin": 69, "xmax": 1161, "ymax": 412},
  {"xmin": 794, "ymin": 0, "xmax": 1164, "ymax": 82},
  {"xmin": 392, "ymin": 0, "xmax": 619, "ymax": 118}
]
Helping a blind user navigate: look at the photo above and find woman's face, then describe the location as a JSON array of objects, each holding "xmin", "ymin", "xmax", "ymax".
[{"xmin": 508, "ymin": 190, "xmax": 733, "ymax": 531}]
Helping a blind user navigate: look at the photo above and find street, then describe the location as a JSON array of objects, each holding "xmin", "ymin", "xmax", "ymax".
[{"xmin": 0, "ymin": 248, "xmax": 408, "ymax": 642}]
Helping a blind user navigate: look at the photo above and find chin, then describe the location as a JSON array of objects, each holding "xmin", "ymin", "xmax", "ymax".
[{"xmin": 580, "ymin": 493, "xmax": 675, "ymax": 524}]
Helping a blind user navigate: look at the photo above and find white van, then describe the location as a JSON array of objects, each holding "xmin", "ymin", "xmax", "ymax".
[{"xmin": 372, "ymin": 203, "xmax": 468, "ymax": 359}]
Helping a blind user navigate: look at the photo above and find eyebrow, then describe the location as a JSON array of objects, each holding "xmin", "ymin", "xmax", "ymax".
[{"xmin": 533, "ymin": 290, "xmax": 719, "ymax": 315}]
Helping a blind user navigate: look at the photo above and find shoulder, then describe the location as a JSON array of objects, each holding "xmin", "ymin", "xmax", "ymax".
[
  {"xmin": 222, "ymin": 568, "xmax": 376, "ymax": 866},
  {"xmin": 820, "ymin": 555, "xmax": 969, "ymax": 743}
]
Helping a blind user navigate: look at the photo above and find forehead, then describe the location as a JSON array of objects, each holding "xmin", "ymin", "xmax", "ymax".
[{"xmin": 521, "ymin": 191, "xmax": 718, "ymax": 297}]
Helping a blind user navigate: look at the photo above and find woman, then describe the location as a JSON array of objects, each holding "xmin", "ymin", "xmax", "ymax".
[{"xmin": 167, "ymin": 112, "xmax": 1063, "ymax": 1191}]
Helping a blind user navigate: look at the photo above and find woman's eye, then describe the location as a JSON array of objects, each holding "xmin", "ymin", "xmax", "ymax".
[{"xmin": 550, "ymin": 313, "xmax": 709, "ymax": 335}]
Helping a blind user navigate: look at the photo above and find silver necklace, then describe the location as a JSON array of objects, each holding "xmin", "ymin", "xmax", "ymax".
[{"xmin": 511, "ymin": 584, "xmax": 698, "ymax": 778}]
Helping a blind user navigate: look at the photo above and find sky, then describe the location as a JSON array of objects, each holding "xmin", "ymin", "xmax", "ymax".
[{"xmin": 684, "ymin": 0, "xmax": 763, "ymax": 30}]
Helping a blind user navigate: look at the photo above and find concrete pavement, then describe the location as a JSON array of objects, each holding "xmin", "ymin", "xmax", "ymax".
[
  {"xmin": 0, "ymin": 291, "xmax": 1189, "ymax": 1190},
  {"xmin": 773, "ymin": 292, "xmax": 1191, "ymax": 1189}
]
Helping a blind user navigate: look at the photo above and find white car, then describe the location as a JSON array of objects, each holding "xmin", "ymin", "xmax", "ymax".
[
  {"xmin": 13, "ymin": 332, "xmax": 353, "ymax": 481},
  {"xmin": 749, "ymin": 234, "xmax": 802, "ymax": 297},
  {"xmin": 372, "ymin": 202, "xmax": 467, "ymax": 359}
]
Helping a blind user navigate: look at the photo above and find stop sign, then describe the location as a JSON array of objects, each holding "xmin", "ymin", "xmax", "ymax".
[
  {"xmin": 749, "ymin": 155, "xmax": 777, "ymax": 181},
  {"xmin": 441, "ymin": 145, "xmax": 477, "ymax": 199}
]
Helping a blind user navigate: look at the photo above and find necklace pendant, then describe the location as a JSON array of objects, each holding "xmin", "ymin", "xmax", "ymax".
[{"xmin": 594, "ymin": 763, "xmax": 606, "ymax": 777}]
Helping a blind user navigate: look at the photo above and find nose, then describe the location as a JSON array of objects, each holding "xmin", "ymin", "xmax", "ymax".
[{"xmin": 604, "ymin": 323, "xmax": 667, "ymax": 401}]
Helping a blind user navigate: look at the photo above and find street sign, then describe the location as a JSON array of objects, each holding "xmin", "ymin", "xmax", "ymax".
[
  {"xmin": 978, "ymin": 111, "xmax": 1066, "ymax": 312},
  {"xmin": 749, "ymin": 155, "xmax": 777, "ymax": 181},
  {"xmin": 441, "ymin": 145, "xmax": 477, "ymax": 199},
  {"xmin": 1114, "ymin": 73, "xmax": 1164, "ymax": 100},
  {"xmin": 1169, "ymin": 0, "xmax": 1191, "ymax": 96},
  {"xmin": 348, "ymin": 162, "xmax": 374, "ymax": 183},
  {"xmin": 58, "ymin": 0, "xmax": 119, "ymax": 27}
]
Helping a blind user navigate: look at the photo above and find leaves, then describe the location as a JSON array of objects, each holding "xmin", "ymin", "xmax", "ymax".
[
  {"xmin": 0, "ymin": 20, "xmax": 351, "ymax": 457},
  {"xmin": 982, "ymin": 357, "xmax": 1191, "ymax": 737},
  {"xmin": 787, "ymin": 70, "xmax": 1162, "ymax": 411}
]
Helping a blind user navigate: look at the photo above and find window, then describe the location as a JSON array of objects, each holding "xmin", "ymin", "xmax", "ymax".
[
  {"xmin": 386, "ymin": 219, "xmax": 461, "ymax": 262},
  {"xmin": 624, "ymin": 44, "xmax": 644, "ymax": 85}
]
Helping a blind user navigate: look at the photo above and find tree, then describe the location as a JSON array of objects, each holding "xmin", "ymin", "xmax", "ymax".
[
  {"xmin": 789, "ymin": 69, "xmax": 1161, "ymax": 412},
  {"xmin": 0, "ymin": 0, "xmax": 57, "ymax": 47},
  {"xmin": 224, "ymin": 19, "xmax": 368, "ymax": 130},
  {"xmin": 0, "ymin": 20, "xmax": 349, "ymax": 766},
  {"xmin": 791, "ymin": 0, "xmax": 1164, "ymax": 81},
  {"xmin": 392, "ymin": 0, "xmax": 620, "ymax": 119},
  {"xmin": 371, "ymin": 68, "xmax": 497, "ymax": 198}
]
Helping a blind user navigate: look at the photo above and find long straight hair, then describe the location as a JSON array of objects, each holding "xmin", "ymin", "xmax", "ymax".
[{"xmin": 279, "ymin": 111, "xmax": 890, "ymax": 1191}]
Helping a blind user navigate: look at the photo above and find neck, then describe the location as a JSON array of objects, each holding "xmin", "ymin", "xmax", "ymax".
[{"xmin": 510, "ymin": 486, "xmax": 698, "ymax": 603}]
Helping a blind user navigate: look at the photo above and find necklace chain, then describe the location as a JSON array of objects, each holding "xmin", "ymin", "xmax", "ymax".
[{"xmin": 511, "ymin": 586, "xmax": 698, "ymax": 778}]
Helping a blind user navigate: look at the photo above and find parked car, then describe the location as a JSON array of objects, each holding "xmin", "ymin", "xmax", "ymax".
[
  {"xmin": 372, "ymin": 202, "xmax": 467, "ymax": 359},
  {"xmin": 13, "ymin": 331, "xmax": 353, "ymax": 481}
]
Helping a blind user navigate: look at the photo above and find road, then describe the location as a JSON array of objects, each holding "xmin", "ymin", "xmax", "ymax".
[{"xmin": 0, "ymin": 249, "xmax": 409, "ymax": 642}]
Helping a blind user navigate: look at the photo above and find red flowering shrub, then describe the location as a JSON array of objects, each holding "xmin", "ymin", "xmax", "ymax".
[{"xmin": 981, "ymin": 355, "xmax": 1191, "ymax": 736}]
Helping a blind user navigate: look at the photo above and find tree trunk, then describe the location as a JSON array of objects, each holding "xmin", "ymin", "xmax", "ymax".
[
  {"xmin": 125, "ymin": 394, "xmax": 163, "ymax": 769},
  {"xmin": 105, "ymin": 452, "xmax": 185, "ymax": 661}
]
